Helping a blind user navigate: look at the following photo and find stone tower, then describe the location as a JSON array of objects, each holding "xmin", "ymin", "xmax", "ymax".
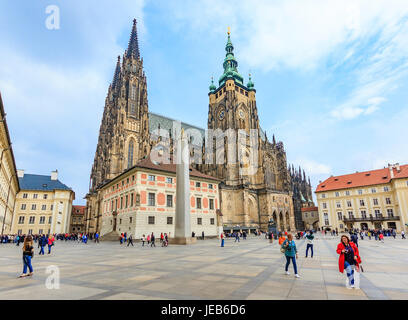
[
  {"xmin": 89, "ymin": 19, "xmax": 150, "ymax": 192},
  {"xmin": 201, "ymin": 30, "xmax": 295, "ymax": 232}
]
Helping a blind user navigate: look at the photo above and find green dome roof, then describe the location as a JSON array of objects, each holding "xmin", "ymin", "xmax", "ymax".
[
  {"xmin": 247, "ymin": 74, "xmax": 255, "ymax": 90},
  {"xmin": 209, "ymin": 77, "xmax": 216, "ymax": 92}
]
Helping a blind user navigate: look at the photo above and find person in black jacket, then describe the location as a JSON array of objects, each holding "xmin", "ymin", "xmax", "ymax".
[
  {"xmin": 38, "ymin": 235, "xmax": 46, "ymax": 255},
  {"xmin": 127, "ymin": 234, "xmax": 134, "ymax": 247},
  {"xmin": 150, "ymin": 233, "xmax": 156, "ymax": 247}
]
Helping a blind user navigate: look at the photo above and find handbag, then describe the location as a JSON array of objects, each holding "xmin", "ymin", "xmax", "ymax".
[{"xmin": 280, "ymin": 247, "xmax": 286, "ymax": 253}]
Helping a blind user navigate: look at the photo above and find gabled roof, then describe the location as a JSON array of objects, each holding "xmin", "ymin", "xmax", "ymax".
[
  {"xmin": 315, "ymin": 165, "xmax": 408, "ymax": 193},
  {"xmin": 19, "ymin": 174, "xmax": 72, "ymax": 191}
]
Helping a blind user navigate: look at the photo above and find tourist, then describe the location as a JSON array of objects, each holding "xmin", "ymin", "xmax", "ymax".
[
  {"xmin": 95, "ymin": 232, "xmax": 100, "ymax": 243},
  {"xmin": 141, "ymin": 234, "xmax": 146, "ymax": 246},
  {"xmin": 278, "ymin": 233, "xmax": 286, "ymax": 245},
  {"xmin": 243, "ymin": 231, "xmax": 247, "ymax": 240},
  {"xmin": 281, "ymin": 234, "xmax": 300, "ymax": 278},
  {"xmin": 150, "ymin": 232, "xmax": 156, "ymax": 247},
  {"xmin": 164, "ymin": 233, "xmax": 168, "ymax": 247},
  {"xmin": 336, "ymin": 235, "xmax": 361, "ymax": 289},
  {"xmin": 351, "ymin": 232, "xmax": 358, "ymax": 248},
  {"xmin": 38, "ymin": 235, "xmax": 46, "ymax": 255},
  {"xmin": 305, "ymin": 231, "xmax": 314, "ymax": 258},
  {"xmin": 19, "ymin": 235, "xmax": 34, "ymax": 278},
  {"xmin": 120, "ymin": 233, "xmax": 124, "ymax": 245},
  {"xmin": 220, "ymin": 233, "xmax": 224, "ymax": 247},
  {"xmin": 202, "ymin": 231, "xmax": 205, "ymax": 240},
  {"xmin": 234, "ymin": 232, "xmax": 240, "ymax": 242},
  {"xmin": 160, "ymin": 232, "xmax": 164, "ymax": 244},
  {"xmin": 147, "ymin": 234, "xmax": 151, "ymax": 245},
  {"xmin": 47, "ymin": 235, "xmax": 55, "ymax": 254},
  {"xmin": 127, "ymin": 234, "xmax": 134, "ymax": 247},
  {"xmin": 379, "ymin": 232, "xmax": 384, "ymax": 243},
  {"xmin": 16, "ymin": 234, "xmax": 20, "ymax": 246},
  {"xmin": 392, "ymin": 229, "xmax": 396, "ymax": 239},
  {"xmin": 402, "ymin": 230, "xmax": 406, "ymax": 239}
]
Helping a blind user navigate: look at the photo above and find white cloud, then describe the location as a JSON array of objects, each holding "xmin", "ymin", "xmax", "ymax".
[{"xmin": 293, "ymin": 158, "xmax": 332, "ymax": 176}]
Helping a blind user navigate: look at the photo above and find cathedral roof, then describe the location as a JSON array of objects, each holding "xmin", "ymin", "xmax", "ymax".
[
  {"xmin": 126, "ymin": 19, "xmax": 140, "ymax": 59},
  {"xmin": 134, "ymin": 157, "xmax": 220, "ymax": 182},
  {"xmin": 149, "ymin": 112, "xmax": 205, "ymax": 140}
]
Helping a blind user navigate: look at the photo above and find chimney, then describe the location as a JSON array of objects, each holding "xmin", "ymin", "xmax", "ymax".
[
  {"xmin": 396, "ymin": 163, "xmax": 401, "ymax": 172},
  {"xmin": 388, "ymin": 164, "xmax": 395, "ymax": 179},
  {"xmin": 51, "ymin": 169, "xmax": 58, "ymax": 181},
  {"xmin": 17, "ymin": 169, "xmax": 24, "ymax": 178}
]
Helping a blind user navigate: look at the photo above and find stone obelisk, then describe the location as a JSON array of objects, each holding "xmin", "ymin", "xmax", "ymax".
[{"xmin": 170, "ymin": 128, "xmax": 196, "ymax": 245}]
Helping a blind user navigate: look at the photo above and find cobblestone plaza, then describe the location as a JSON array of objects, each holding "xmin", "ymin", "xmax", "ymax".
[{"xmin": 0, "ymin": 236, "xmax": 407, "ymax": 300}]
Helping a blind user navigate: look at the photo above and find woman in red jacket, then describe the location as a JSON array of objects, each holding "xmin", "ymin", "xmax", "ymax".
[{"xmin": 336, "ymin": 235, "xmax": 361, "ymax": 289}]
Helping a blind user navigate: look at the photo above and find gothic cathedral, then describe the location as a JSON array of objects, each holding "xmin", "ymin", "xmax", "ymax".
[{"xmin": 85, "ymin": 20, "xmax": 314, "ymax": 233}]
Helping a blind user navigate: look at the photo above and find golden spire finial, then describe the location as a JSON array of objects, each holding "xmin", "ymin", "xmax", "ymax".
[{"xmin": 227, "ymin": 26, "xmax": 230, "ymax": 35}]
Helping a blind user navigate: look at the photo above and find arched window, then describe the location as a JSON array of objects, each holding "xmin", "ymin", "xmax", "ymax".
[{"xmin": 128, "ymin": 140, "xmax": 134, "ymax": 168}]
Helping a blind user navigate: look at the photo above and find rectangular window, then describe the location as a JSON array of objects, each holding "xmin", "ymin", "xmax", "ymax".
[
  {"xmin": 197, "ymin": 218, "xmax": 202, "ymax": 225},
  {"xmin": 42, "ymin": 205, "xmax": 46, "ymax": 210},
  {"xmin": 130, "ymin": 193, "xmax": 134, "ymax": 207},
  {"xmin": 375, "ymin": 209, "xmax": 381, "ymax": 217},
  {"xmin": 50, "ymin": 205, "xmax": 53, "ymax": 210},
  {"xmin": 361, "ymin": 210, "xmax": 367, "ymax": 218},
  {"xmin": 373, "ymin": 198, "xmax": 379, "ymax": 206},
  {"xmin": 209, "ymin": 199, "xmax": 214, "ymax": 210},
  {"xmin": 336, "ymin": 202, "xmax": 341, "ymax": 208},
  {"xmin": 29, "ymin": 216, "xmax": 35, "ymax": 224},
  {"xmin": 31, "ymin": 204, "xmax": 36, "ymax": 210},
  {"xmin": 18, "ymin": 216, "xmax": 25, "ymax": 224},
  {"xmin": 195, "ymin": 182, "xmax": 201, "ymax": 188},
  {"xmin": 28, "ymin": 229, "xmax": 33, "ymax": 235},
  {"xmin": 385, "ymin": 198, "xmax": 391, "ymax": 205},
  {"xmin": 23, "ymin": 193, "xmax": 28, "ymax": 198},
  {"xmin": 131, "ymin": 84, "xmax": 136, "ymax": 100},
  {"xmin": 348, "ymin": 211, "xmax": 354, "ymax": 219},
  {"xmin": 347, "ymin": 200, "xmax": 352, "ymax": 207},
  {"xmin": 322, "ymin": 203, "xmax": 327, "ymax": 209},
  {"xmin": 387, "ymin": 209, "xmax": 394, "ymax": 217},
  {"xmin": 127, "ymin": 178, "xmax": 129, "ymax": 184},
  {"xmin": 167, "ymin": 217, "xmax": 173, "ymax": 225},
  {"xmin": 337, "ymin": 212, "xmax": 343, "ymax": 220},
  {"xmin": 210, "ymin": 218, "xmax": 215, "ymax": 225},
  {"xmin": 120, "ymin": 197, "xmax": 123, "ymax": 209},
  {"xmin": 43, "ymin": 194, "xmax": 48, "ymax": 199},
  {"xmin": 196, "ymin": 197, "xmax": 202, "ymax": 209},
  {"xmin": 322, "ymin": 194, "xmax": 326, "ymax": 199},
  {"xmin": 371, "ymin": 188, "xmax": 376, "ymax": 193},
  {"xmin": 166, "ymin": 177, "xmax": 173, "ymax": 184},
  {"xmin": 345, "ymin": 191, "xmax": 350, "ymax": 196},
  {"xmin": 148, "ymin": 175, "xmax": 155, "ymax": 181},
  {"xmin": 360, "ymin": 200, "xmax": 365, "ymax": 206},
  {"xmin": 148, "ymin": 193, "xmax": 155, "ymax": 206},
  {"xmin": 358, "ymin": 190, "xmax": 363, "ymax": 195},
  {"xmin": 21, "ymin": 204, "xmax": 26, "ymax": 210},
  {"xmin": 39, "ymin": 216, "xmax": 45, "ymax": 224},
  {"xmin": 48, "ymin": 216, "xmax": 52, "ymax": 224},
  {"xmin": 335, "ymin": 192, "xmax": 340, "ymax": 197},
  {"xmin": 384, "ymin": 186, "xmax": 389, "ymax": 192},
  {"xmin": 166, "ymin": 195, "xmax": 173, "ymax": 207},
  {"xmin": 125, "ymin": 195, "xmax": 128, "ymax": 208},
  {"xmin": 39, "ymin": 229, "xmax": 43, "ymax": 235},
  {"xmin": 148, "ymin": 216, "xmax": 155, "ymax": 224},
  {"xmin": 33, "ymin": 194, "xmax": 38, "ymax": 199},
  {"xmin": 129, "ymin": 217, "xmax": 133, "ymax": 224}
]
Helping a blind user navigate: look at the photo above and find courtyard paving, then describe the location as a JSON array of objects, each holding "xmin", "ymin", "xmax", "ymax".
[{"xmin": 0, "ymin": 235, "xmax": 407, "ymax": 300}]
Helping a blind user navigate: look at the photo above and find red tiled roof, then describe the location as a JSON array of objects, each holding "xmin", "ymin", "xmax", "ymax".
[
  {"xmin": 301, "ymin": 206, "xmax": 318, "ymax": 212},
  {"xmin": 134, "ymin": 157, "xmax": 220, "ymax": 182},
  {"xmin": 315, "ymin": 164, "xmax": 408, "ymax": 193}
]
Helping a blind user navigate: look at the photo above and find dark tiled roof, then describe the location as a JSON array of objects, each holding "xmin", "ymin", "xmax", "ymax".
[
  {"xmin": 135, "ymin": 156, "xmax": 220, "ymax": 181},
  {"xmin": 19, "ymin": 174, "xmax": 72, "ymax": 191}
]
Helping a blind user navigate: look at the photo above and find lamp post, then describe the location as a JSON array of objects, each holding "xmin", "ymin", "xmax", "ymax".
[{"xmin": 1, "ymin": 172, "xmax": 17, "ymax": 238}]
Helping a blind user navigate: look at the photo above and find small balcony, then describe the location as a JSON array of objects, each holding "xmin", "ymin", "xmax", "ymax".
[{"xmin": 342, "ymin": 215, "xmax": 400, "ymax": 222}]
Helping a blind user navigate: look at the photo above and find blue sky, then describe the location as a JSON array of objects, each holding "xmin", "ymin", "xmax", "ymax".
[{"xmin": 1, "ymin": 0, "xmax": 408, "ymax": 204}]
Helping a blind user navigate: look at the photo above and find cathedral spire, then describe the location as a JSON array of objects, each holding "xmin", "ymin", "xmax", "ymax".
[
  {"xmin": 126, "ymin": 18, "xmax": 140, "ymax": 59},
  {"xmin": 112, "ymin": 55, "xmax": 121, "ymax": 89},
  {"xmin": 218, "ymin": 27, "xmax": 244, "ymax": 86}
]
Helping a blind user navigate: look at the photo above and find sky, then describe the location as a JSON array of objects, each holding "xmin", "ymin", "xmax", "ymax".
[{"xmin": 1, "ymin": 0, "xmax": 408, "ymax": 205}]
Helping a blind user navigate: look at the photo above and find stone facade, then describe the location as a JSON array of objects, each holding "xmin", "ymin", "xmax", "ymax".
[
  {"xmin": 98, "ymin": 157, "xmax": 220, "ymax": 239},
  {"xmin": 0, "ymin": 92, "xmax": 19, "ymax": 236},
  {"xmin": 316, "ymin": 163, "xmax": 408, "ymax": 233},
  {"xmin": 12, "ymin": 170, "xmax": 74, "ymax": 235},
  {"xmin": 70, "ymin": 205, "xmax": 85, "ymax": 233},
  {"xmin": 86, "ymin": 20, "xmax": 314, "ymax": 234}
]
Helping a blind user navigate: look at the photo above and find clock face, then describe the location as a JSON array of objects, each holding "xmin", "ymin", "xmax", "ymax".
[
  {"xmin": 239, "ymin": 110, "xmax": 245, "ymax": 119},
  {"xmin": 219, "ymin": 110, "xmax": 225, "ymax": 120}
]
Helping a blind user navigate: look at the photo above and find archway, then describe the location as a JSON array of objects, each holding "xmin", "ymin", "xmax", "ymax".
[
  {"xmin": 279, "ymin": 212, "xmax": 284, "ymax": 232},
  {"xmin": 285, "ymin": 211, "xmax": 290, "ymax": 232}
]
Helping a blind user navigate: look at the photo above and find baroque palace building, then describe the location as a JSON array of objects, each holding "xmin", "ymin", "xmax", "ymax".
[
  {"xmin": 315, "ymin": 163, "xmax": 408, "ymax": 233},
  {"xmin": 85, "ymin": 19, "xmax": 314, "ymax": 234},
  {"xmin": 0, "ymin": 92, "xmax": 20, "ymax": 237}
]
